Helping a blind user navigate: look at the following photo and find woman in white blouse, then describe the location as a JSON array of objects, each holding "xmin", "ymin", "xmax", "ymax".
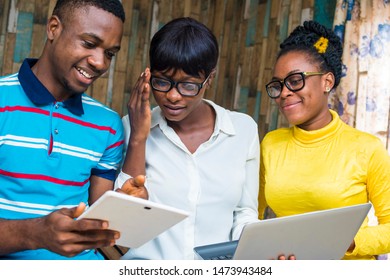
[{"xmin": 115, "ymin": 17, "xmax": 260, "ymax": 260}]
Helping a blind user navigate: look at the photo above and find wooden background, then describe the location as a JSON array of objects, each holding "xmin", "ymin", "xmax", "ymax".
[{"xmin": 0, "ymin": 0, "xmax": 335, "ymax": 141}]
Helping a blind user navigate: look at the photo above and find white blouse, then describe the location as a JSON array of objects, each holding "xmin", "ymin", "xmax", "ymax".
[{"xmin": 115, "ymin": 99, "xmax": 259, "ymax": 259}]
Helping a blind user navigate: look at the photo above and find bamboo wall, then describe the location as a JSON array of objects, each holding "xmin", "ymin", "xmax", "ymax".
[{"xmin": 0, "ymin": 0, "xmax": 333, "ymax": 141}]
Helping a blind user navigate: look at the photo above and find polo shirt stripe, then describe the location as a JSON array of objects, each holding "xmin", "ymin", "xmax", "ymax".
[
  {"xmin": 0, "ymin": 204, "xmax": 51, "ymax": 216},
  {"xmin": 0, "ymin": 106, "xmax": 50, "ymax": 115},
  {"xmin": 82, "ymin": 96, "xmax": 116, "ymax": 113},
  {"xmin": 0, "ymin": 81, "xmax": 20, "ymax": 86},
  {"xmin": 54, "ymin": 142, "xmax": 103, "ymax": 157},
  {"xmin": 0, "ymin": 135, "xmax": 48, "ymax": 144},
  {"xmin": 98, "ymin": 162, "xmax": 118, "ymax": 169},
  {"xmin": 53, "ymin": 112, "xmax": 116, "ymax": 134},
  {"xmin": 0, "ymin": 197, "xmax": 73, "ymax": 210},
  {"xmin": 0, "ymin": 105, "xmax": 116, "ymax": 135},
  {"xmin": 52, "ymin": 147, "xmax": 101, "ymax": 162},
  {"xmin": 0, "ymin": 135, "xmax": 103, "ymax": 161},
  {"xmin": 0, "ymin": 73, "xmax": 18, "ymax": 81},
  {"xmin": 0, "ymin": 140, "xmax": 47, "ymax": 150},
  {"xmin": 0, "ymin": 169, "xmax": 89, "ymax": 186},
  {"xmin": 107, "ymin": 139, "xmax": 124, "ymax": 150},
  {"xmin": 0, "ymin": 135, "xmax": 48, "ymax": 150},
  {"xmin": 0, "ymin": 198, "xmax": 73, "ymax": 216}
]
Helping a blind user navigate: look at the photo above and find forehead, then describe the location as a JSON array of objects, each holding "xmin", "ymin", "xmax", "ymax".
[
  {"xmin": 65, "ymin": 6, "xmax": 123, "ymax": 43},
  {"xmin": 274, "ymin": 51, "xmax": 317, "ymax": 77},
  {"xmin": 154, "ymin": 68, "xmax": 205, "ymax": 80}
]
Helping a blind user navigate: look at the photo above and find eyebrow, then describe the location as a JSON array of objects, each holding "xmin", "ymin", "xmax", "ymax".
[{"xmin": 271, "ymin": 69, "xmax": 301, "ymax": 80}]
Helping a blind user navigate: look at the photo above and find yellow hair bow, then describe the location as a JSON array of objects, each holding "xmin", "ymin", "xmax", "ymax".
[{"xmin": 314, "ymin": 37, "xmax": 328, "ymax": 54}]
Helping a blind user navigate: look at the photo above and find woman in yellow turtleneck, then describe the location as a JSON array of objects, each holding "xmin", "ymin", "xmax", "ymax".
[{"xmin": 259, "ymin": 20, "xmax": 390, "ymax": 260}]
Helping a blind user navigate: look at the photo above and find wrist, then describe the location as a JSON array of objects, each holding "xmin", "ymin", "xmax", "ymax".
[
  {"xmin": 23, "ymin": 217, "xmax": 44, "ymax": 250},
  {"xmin": 128, "ymin": 135, "xmax": 147, "ymax": 147}
]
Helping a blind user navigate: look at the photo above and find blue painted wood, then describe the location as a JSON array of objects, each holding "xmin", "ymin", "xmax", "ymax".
[
  {"xmin": 279, "ymin": 1, "xmax": 290, "ymax": 42},
  {"xmin": 14, "ymin": 12, "xmax": 33, "ymax": 63},
  {"xmin": 238, "ymin": 87, "xmax": 249, "ymax": 113},
  {"xmin": 269, "ymin": 103, "xmax": 280, "ymax": 131},
  {"xmin": 245, "ymin": 0, "xmax": 258, "ymax": 46},
  {"xmin": 127, "ymin": 10, "xmax": 139, "ymax": 63},
  {"xmin": 253, "ymin": 90, "xmax": 262, "ymax": 123},
  {"xmin": 313, "ymin": 0, "xmax": 337, "ymax": 29},
  {"xmin": 263, "ymin": 0, "xmax": 272, "ymax": 37}
]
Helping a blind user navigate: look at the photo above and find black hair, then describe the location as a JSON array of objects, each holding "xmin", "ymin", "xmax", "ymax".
[
  {"xmin": 278, "ymin": 20, "xmax": 343, "ymax": 88},
  {"xmin": 149, "ymin": 17, "xmax": 219, "ymax": 78},
  {"xmin": 52, "ymin": 0, "xmax": 125, "ymax": 23}
]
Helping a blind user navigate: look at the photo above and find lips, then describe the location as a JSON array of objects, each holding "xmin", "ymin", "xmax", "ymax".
[
  {"xmin": 76, "ymin": 67, "xmax": 97, "ymax": 79},
  {"xmin": 281, "ymin": 100, "xmax": 302, "ymax": 110},
  {"xmin": 165, "ymin": 105, "xmax": 185, "ymax": 110},
  {"xmin": 163, "ymin": 104, "xmax": 186, "ymax": 116}
]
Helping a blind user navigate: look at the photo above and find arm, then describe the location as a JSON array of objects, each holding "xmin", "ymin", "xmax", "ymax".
[
  {"xmin": 231, "ymin": 128, "xmax": 260, "ymax": 239},
  {"xmin": 89, "ymin": 175, "xmax": 114, "ymax": 204},
  {"xmin": 347, "ymin": 139, "xmax": 390, "ymax": 257},
  {"xmin": 121, "ymin": 68, "xmax": 151, "ymax": 178},
  {"xmin": 0, "ymin": 176, "xmax": 122, "ymax": 257},
  {"xmin": 258, "ymin": 141, "xmax": 268, "ymax": 219},
  {"xmin": 0, "ymin": 204, "xmax": 118, "ymax": 257},
  {"xmin": 114, "ymin": 69, "xmax": 151, "ymax": 197}
]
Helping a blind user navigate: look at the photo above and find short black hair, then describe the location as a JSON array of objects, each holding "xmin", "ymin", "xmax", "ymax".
[
  {"xmin": 278, "ymin": 20, "xmax": 343, "ymax": 88},
  {"xmin": 149, "ymin": 17, "xmax": 219, "ymax": 78},
  {"xmin": 52, "ymin": 0, "xmax": 125, "ymax": 23}
]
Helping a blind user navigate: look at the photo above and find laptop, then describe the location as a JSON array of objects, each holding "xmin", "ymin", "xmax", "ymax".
[
  {"xmin": 77, "ymin": 191, "xmax": 189, "ymax": 248},
  {"xmin": 194, "ymin": 203, "xmax": 371, "ymax": 260}
]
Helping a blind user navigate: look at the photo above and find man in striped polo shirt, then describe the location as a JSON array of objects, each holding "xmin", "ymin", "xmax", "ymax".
[{"xmin": 0, "ymin": 0, "xmax": 147, "ymax": 260}]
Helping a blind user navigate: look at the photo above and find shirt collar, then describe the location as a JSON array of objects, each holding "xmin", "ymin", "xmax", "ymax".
[
  {"xmin": 18, "ymin": 58, "xmax": 84, "ymax": 115},
  {"xmin": 292, "ymin": 109, "xmax": 342, "ymax": 145},
  {"xmin": 150, "ymin": 99, "xmax": 236, "ymax": 136}
]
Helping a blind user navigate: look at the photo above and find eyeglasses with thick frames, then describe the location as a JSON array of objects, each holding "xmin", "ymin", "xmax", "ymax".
[
  {"xmin": 265, "ymin": 72, "xmax": 325, "ymax": 99},
  {"xmin": 150, "ymin": 74, "xmax": 211, "ymax": 97}
]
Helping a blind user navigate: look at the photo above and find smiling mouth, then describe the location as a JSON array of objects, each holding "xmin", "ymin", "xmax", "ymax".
[
  {"xmin": 282, "ymin": 101, "xmax": 301, "ymax": 108},
  {"xmin": 76, "ymin": 67, "xmax": 96, "ymax": 79}
]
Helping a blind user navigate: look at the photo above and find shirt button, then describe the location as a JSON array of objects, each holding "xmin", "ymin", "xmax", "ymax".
[
  {"xmin": 54, "ymin": 129, "xmax": 59, "ymax": 134},
  {"xmin": 55, "ymin": 104, "xmax": 59, "ymax": 109}
]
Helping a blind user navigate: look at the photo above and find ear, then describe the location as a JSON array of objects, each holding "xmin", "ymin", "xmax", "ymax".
[
  {"xmin": 46, "ymin": 15, "xmax": 62, "ymax": 41},
  {"xmin": 206, "ymin": 69, "xmax": 217, "ymax": 88},
  {"xmin": 323, "ymin": 72, "xmax": 335, "ymax": 93}
]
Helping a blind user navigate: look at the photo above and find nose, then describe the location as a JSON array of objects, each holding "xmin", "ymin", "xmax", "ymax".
[
  {"xmin": 279, "ymin": 83, "xmax": 293, "ymax": 99},
  {"xmin": 165, "ymin": 86, "xmax": 182, "ymax": 102},
  {"xmin": 87, "ymin": 50, "xmax": 109, "ymax": 72}
]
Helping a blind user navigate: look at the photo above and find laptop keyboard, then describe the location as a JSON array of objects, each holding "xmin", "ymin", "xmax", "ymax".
[
  {"xmin": 206, "ymin": 254, "xmax": 234, "ymax": 260},
  {"xmin": 194, "ymin": 240, "xmax": 238, "ymax": 260}
]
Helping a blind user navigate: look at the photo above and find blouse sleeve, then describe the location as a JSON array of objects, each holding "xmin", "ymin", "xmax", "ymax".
[
  {"xmin": 347, "ymin": 139, "xmax": 390, "ymax": 257},
  {"xmin": 231, "ymin": 128, "xmax": 260, "ymax": 239}
]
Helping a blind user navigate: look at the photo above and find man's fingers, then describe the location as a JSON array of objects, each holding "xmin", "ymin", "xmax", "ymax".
[{"xmin": 73, "ymin": 202, "xmax": 86, "ymax": 218}]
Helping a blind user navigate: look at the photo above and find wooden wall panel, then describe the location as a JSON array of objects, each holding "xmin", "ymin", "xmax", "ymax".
[{"xmin": 0, "ymin": 0, "xmax": 318, "ymax": 141}]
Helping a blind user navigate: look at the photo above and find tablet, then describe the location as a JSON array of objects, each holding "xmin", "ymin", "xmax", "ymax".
[{"xmin": 77, "ymin": 191, "xmax": 189, "ymax": 248}]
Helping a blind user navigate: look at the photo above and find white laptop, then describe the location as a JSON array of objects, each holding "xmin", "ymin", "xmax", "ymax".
[
  {"xmin": 77, "ymin": 191, "xmax": 189, "ymax": 248},
  {"xmin": 194, "ymin": 203, "xmax": 371, "ymax": 260}
]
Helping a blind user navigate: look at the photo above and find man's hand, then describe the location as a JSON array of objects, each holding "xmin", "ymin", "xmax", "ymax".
[
  {"xmin": 116, "ymin": 175, "xmax": 149, "ymax": 199},
  {"xmin": 35, "ymin": 204, "xmax": 120, "ymax": 257}
]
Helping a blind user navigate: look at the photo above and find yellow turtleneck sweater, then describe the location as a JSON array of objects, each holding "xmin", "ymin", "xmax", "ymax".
[{"xmin": 259, "ymin": 110, "xmax": 390, "ymax": 260}]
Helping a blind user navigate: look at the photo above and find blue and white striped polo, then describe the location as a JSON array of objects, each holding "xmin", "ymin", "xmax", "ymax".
[{"xmin": 0, "ymin": 59, "xmax": 124, "ymax": 259}]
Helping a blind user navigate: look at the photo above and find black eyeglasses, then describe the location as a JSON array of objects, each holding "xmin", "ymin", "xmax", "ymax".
[
  {"xmin": 150, "ymin": 74, "xmax": 211, "ymax": 97},
  {"xmin": 265, "ymin": 72, "xmax": 324, "ymax": 99}
]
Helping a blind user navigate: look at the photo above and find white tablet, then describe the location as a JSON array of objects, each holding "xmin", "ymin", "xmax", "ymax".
[{"xmin": 77, "ymin": 191, "xmax": 189, "ymax": 248}]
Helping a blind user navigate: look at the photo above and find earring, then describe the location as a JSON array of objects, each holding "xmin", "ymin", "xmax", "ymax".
[{"xmin": 325, "ymin": 87, "xmax": 330, "ymax": 93}]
